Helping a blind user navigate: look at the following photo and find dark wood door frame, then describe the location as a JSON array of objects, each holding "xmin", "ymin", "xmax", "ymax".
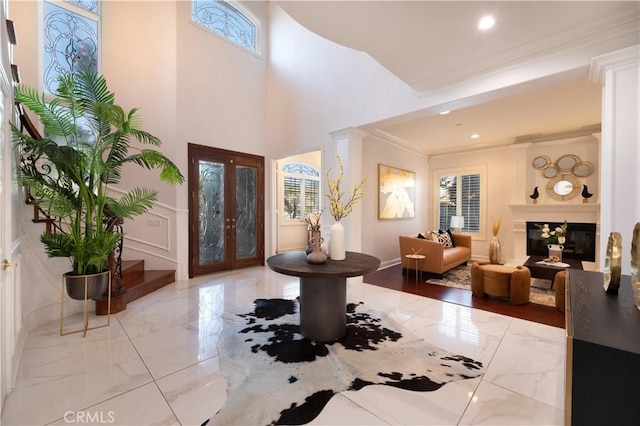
[{"xmin": 188, "ymin": 143, "xmax": 264, "ymax": 278}]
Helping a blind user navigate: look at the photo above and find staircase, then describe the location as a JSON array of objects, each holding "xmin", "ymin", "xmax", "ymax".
[{"xmin": 95, "ymin": 259, "xmax": 176, "ymax": 315}]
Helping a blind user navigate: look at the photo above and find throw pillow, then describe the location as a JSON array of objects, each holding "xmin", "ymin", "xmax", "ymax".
[
  {"xmin": 432, "ymin": 230, "xmax": 454, "ymax": 247},
  {"xmin": 446, "ymin": 229, "xmax": 457, "ymax": 247}
]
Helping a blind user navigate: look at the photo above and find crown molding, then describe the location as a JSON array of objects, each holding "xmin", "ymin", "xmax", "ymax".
[
  {"xmin": 514, "ymin": 124, "xmax": 602, "ymax": 144},
  {"xmin": 589, "ymin": 45, "xmax": 640, "ymax": 84}
]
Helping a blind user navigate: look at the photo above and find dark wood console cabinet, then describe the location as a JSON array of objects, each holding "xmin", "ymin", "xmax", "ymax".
[{"xmin": 565, "ymin": 269, "xmax": 640, "ymax": 425}]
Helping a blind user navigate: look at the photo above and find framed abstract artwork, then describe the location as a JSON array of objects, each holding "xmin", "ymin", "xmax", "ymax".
[{"xmin": 378, "ymin": 164, "xmax": 416, "ymax": 220}]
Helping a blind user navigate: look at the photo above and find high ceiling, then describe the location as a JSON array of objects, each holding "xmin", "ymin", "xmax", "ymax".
[{"xmin": 278, "ymin": 1, "xmax": 640, "ymax": 155}]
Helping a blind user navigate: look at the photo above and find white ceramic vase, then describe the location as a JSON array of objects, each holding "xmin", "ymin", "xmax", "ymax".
[
  {"xmin": 330, "ymin": 221, "xmax": 346, "ymax": 260},
  {"xmin": 548, "ymin": 244, "xmax": 564, "ymax": 262}
]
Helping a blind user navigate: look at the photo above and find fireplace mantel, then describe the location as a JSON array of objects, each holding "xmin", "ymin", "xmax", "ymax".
[{"xmin": 509, "ymin": 203, "xmax": 600, "ymax": 216}]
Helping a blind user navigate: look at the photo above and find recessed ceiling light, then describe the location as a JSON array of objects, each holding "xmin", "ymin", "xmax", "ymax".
[
  {"xmin": 478, "ymin": 16, "xmax": 495, "ymax": 30},
  {"xmin": 439, "ymin": 110, "xmax": 450, "ymax": 115},
  {"xmin": 471, "ymin": 134, "xmax": 480, "ymax": 139}
]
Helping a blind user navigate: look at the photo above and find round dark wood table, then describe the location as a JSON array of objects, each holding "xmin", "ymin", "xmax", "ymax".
[{"xmin": 266, "ymin": 251, "xmax": 380, "ymax": 342}]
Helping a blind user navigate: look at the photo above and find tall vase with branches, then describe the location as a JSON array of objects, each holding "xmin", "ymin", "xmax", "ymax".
[{"xmin": 325, "ymin": 156, "xmax": 366, "ymax": 260}]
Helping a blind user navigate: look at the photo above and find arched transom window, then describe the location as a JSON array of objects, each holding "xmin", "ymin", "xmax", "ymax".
[
  {"xmin": 191, "ymin": 0, "xmax": 257, "ymax": 52},
  {"xmin": 282, "ymin": 163, "xmax": 320, "ymax": 220}
]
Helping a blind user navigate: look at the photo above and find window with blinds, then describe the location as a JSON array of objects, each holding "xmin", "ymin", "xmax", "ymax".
[
  {"xmin": 282, "ymin": 163, "xmax": 320, "ymax": 220},
  {"xmin": 438, "ymin": 172, "xmax": 481, "ymax": 233}
]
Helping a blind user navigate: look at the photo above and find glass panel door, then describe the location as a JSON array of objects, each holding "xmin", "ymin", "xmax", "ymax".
[
  {"xmin": 188, "ymin": 144, "xmax": 264, "ymax": 277},
  {"xmin": 235, "ymin": 165, "xmax": 257, "ymax": 260},
  {"xmin": 199, "ymin": 160, "xmax": 225, "ymax": 265}
]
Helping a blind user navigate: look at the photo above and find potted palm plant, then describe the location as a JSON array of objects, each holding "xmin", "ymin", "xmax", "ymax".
[{"xmin": 12, "ymin": 70, "xmax": 184, "ymax": 300}]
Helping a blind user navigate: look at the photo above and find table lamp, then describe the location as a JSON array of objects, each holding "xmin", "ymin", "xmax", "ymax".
[{"xmin": 450, "ymin": 216, "xmax": 464, "ymax": 233}]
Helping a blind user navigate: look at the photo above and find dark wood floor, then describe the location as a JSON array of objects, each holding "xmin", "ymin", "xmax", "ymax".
[{"xmin": 363, "ymin": 264, "xmax": 566, "ymax": 329}]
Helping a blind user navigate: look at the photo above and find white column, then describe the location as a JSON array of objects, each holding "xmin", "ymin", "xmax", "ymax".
[
  {"xmin": 510, "ymin": 142, "xmax": 532, "ymax": 205},
  {"xmin": 325, "ymin": 128, "xmax": 368, "ymax": 255},
  {"xmin": 589, "ymin": 45, "xmax": 639, "ymax": 274}
]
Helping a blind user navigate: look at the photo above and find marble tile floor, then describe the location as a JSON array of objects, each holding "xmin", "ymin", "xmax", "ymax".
[{"xmin": 2, "ymin": 267, "xmax": 565, "ymax": 426}]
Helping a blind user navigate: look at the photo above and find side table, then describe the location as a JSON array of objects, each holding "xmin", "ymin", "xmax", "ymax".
[
  {"xmin": 405, "ymin": 254, "xmax": 426, "ymax": 282},
  {"xmin": 266, "ymin": 251, "xmax": 380, "ymax": 342}
]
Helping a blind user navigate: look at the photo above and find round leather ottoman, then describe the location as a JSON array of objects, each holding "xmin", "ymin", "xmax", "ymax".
[{"xmin": 471, "ymin": 263, "xmax": 531, "ymax": 305}]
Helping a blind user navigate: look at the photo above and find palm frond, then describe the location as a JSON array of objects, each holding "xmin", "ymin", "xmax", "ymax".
[
  {"xmin": 15, "ymin": 88, "xmax": 77, "ymax": 138},
  {"xmin": 73, "ymin": 69, "xmax": 115, "ymax": 107},
  {"xmin": 105, "ymin": 188, "xmax": 158, "ymax": 219}
]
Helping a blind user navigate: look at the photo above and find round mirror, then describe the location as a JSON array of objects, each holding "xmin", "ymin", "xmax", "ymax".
[
  {"xmin": 542, "ymin": 166, "xmax": 557, "ymax": 178},
  {"xmin": 547, "ymin": 174, "xmax": 580, "ymax": 201},
  {"xmin": 554, "ymin": 180, "xmax": 574, "ymax": 195},
  {"xmin": 556, "ymin": 154, "xmax": 579, "ymax": 173},
  {"xmin": 532, "ymin": 155, "xmax": 550, "ymax": 170},
  {"xmin": 573, "ymin": 162, "xmax": 594, "ymax": 177}
]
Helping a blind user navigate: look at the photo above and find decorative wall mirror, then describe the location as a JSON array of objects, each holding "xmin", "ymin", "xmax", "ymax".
[
  {"xmin": 542, "ymin": 166, "xmax": 557, "ymax": 178},
  {"xmin": 555, "ymin": 154, "xmax": 580, "ymax": 172},
  {"xmin": 532, "ymin": 155, "xmax": 551, "ymax": 170},
  {"xmin": 533, "ymin": 153, "xmax": 594, "ymax": 201},
  {"xmin": 573, "ymin": 162, "xmax": 594, "ymax": 177},
  {"xmin": 547, "ymin": 174, "xmax": 581, "ymax": 200}
]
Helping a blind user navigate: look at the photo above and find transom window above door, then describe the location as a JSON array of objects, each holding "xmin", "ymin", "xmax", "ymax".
[
  {"xmin": 282, "ymin": 163, "xmax": 320, "ymax": 221},
  {"xmin": 191, "ymin": 0, "xmax": 258, "ymax": 53}
]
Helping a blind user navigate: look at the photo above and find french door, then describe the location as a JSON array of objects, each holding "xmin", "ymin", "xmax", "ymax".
[{"xmin": 188, "ymin": 144, "xmax": 264, "ymax": 277}]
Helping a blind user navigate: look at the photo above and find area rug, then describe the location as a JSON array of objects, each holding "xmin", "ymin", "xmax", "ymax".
[
  {"xmin": 203, "ymin": 298, "xmax": 484, "ymax": 426},
  {"xmin": 426, "ymin": 264, "xmax": 556, "ymax": 307}
]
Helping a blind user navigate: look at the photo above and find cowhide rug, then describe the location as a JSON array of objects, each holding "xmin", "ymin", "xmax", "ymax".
[{"xmin": 203, "ymin": 298, "xmax": 483, "ymax": 426}]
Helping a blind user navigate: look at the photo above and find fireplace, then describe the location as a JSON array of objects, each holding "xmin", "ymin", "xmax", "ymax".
[{"xmin": 526, "ymin": 221, "xmax": 596, "ymax": 262}]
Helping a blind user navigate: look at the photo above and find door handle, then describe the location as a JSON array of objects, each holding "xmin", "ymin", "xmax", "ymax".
[{"xmin": 1, "ymin": 259, "xmax": 18, "ymax": 271}]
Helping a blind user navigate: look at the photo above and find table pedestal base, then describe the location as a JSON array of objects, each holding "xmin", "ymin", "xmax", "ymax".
[{"xmin": 299, "ymin": 276, "xmax": 346, "ymax": 342}]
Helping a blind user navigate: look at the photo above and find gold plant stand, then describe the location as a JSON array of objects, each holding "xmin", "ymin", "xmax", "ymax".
[{"xmin": 60, "ymin": 271, "xmax": 111, "ymax": 337}]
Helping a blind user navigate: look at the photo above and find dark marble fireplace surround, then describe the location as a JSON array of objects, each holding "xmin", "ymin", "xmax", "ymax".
[{"xmin": 526, "ymin": 221, "xmax": 597, "ymax": 262}]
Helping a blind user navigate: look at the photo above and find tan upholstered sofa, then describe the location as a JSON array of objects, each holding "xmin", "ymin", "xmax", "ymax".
[{"xmin": 399, "ymin": 233, "xmax": 472, "ymax": 276}]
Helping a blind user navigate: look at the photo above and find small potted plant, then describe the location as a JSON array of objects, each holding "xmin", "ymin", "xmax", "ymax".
[{"xmin": 12, "ymin": 70, "xmax": 184, "ymax": 300}]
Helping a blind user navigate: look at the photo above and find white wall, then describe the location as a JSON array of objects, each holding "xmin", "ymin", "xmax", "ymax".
[
  {"xmin": 361, "ymin": 135, "xmax": 429, "ymax": 267},
  {"xmin": 266, "ymin": 3, "xmax": 423, "ymax": 161},
  {"xmin": 100, "ymin": 1, "xmax": 183, "ymax": 274}
]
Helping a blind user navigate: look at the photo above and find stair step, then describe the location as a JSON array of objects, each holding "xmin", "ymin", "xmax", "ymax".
[
  {"xmin": 95, "ymin": 260, "xmax": 176, "ymax": 315},
  {"xmin": 121, "ymin": 260, "xmax": 146, "ymax": 284},
  {"xmin": 124, "ymin": 269, "xmax": 175, "ymax": 304}
]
